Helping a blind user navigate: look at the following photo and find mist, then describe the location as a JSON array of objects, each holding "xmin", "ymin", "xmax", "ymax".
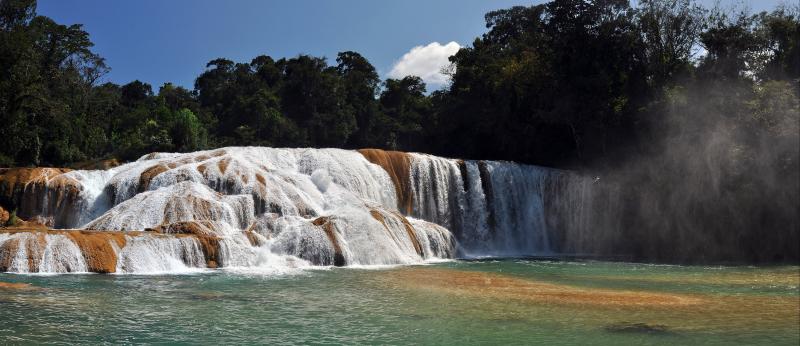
[{"xmin": 566, "ymin": 78, "xmax": 800, "ymax": 263}]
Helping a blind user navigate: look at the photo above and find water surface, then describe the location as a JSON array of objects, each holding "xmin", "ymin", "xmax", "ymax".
[{"xmin": 1, "ymin": 260, "xmax": 797, "ymax": 345}]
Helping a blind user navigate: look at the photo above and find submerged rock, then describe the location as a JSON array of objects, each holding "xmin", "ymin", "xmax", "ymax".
[
  {"xmin": 0, "ymin": 281, "xmax": 33, "ymax": 290},
  {"xmin": 605, "ymin": 322, "xmax": 673, "ymax": 335}
]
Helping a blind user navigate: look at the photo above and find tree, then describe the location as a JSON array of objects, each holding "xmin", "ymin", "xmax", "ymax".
[
  {"xmin": 636, "ymin": 0, "xmax": 706, "ymax": 86},
  {"xmin": 194, "ymin": 55, "xmax": 301, "ymax": 146},
  {"xmin": 0, "ymin": 0, "xmax": 35, "ymax": 31},
  {"xmin": 755, "ymin": 7, "xmax": 800, "ymax": 82},
  {"xmin": 336, "ymin": 51, "xmax": 380, "ymax": 148},
  {"xmin": 0, "ymin": 0, "xmax": 109, "ymax": 165},
  {"xmin": 696, "ymin": 5, "xmax": 782, "ymax": 84},
  {"xmin": 279, "ymin": 55, "xmax": 354, "ymax": 147},
  {"xmin": 170, "ymin": 108, "xmax": 205, "ymax": 151},
  {"xmin": 380, "ymin": 76, "xmax": 430, "ymax": 150}
]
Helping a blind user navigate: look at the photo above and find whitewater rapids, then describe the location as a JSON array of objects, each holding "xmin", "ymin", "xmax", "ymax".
[{"xmin": 0, "ymin": 147, "xmax": 596, "ymax": 274}]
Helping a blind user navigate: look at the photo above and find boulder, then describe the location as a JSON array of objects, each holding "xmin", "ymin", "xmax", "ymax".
[
  {"xmin": 0, "ymin": 167, "xmax": 82, "ymax": 228},
  {"xmin": 0, "ymin": 206, "xmax": 8, "ymax": 225}
]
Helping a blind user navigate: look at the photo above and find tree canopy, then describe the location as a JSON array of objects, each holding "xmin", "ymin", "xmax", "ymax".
[{"xmin": 0, "ymin": 0, "xmax": 796, "ymax": 170}]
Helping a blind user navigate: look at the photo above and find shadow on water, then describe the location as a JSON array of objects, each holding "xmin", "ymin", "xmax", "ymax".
[
  {"xmin": 457, "ymin": 254, "xmax": 635, "ymax": 263},
  {"xmin": 605, "ymin": 322, "xmax": 676, "ymax": 336}
]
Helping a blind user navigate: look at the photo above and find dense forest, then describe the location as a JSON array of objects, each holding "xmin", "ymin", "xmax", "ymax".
[{"xmin": 0, "ymin": 0, "xmax": 796, "ymax": 169}]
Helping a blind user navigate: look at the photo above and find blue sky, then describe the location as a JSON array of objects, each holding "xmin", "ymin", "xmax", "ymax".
[{"xmin": 38, "ymin": 0, "xmax": 788, "ymax": 92}]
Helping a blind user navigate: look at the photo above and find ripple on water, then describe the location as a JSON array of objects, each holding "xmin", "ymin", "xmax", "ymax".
[{"xmin": 0, "ymin": 262, "xmax": 797, "ymax": 345}]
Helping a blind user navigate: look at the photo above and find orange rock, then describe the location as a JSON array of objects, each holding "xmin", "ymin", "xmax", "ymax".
[
  {"xmin": 217, "ymin": 158, "xmax": 230, "ymax": 175},
  {"xmin": 149, "ymin": 220, "xmax": 217, "ymax": 236},
  {"xmin": 145, "ymin": 222, "xmax": 222, "ymax": 268},
  {"xmin": 138, "ymin": 164, "xmax": 170, "ymax": 192},
  {"xmin": 65, "ymin": 230, "xmax": 126, "ymax": 273},
  {"xmin": 312, "ymin": 216, "xmax": 345, "ymax": 266},
  {"xmin": 0, "ymin": 167, "xmax": 73, "ymax": 200},
  {"xmin": 0, "ymin": 228, "xmax": 223, "ymax": 273},
  {"xmin": 255, "ymin": 174, "xmax": 266, "ymax": 185},
  {"xmin": 71, "ymin": 158, "xmax": 120, "ymax": 170},
  {"xmin": 358, "ymin": 149, "xmax": 413, "ymax": 214},
  {"xmin": 243, "ymin": 230, "xmax": 263, "ymax": 247},
  {"xmin": 194, "ymin": 234, "xmax": 221, "ymax": 268},
  {"xmin": 209, "ymin": 149, "xmax": 226, "ymax": 158},
  {"xmin": 0, "ymin": 227, "xmax": 46, "ymax": 272},
  {"xmin": 163, "ymin": 195, "xmax": 216, "ymax": 222},
  {"xmin": 0, "ymin": 167, "xmax": 72, "ymax": 188},
  {"xmin": 24, "ymin": 232, "xmax": 46, "ymax": 272},
  {"xmin": 0, "ymin": 167, "xmax": 81, "ymax": 227},
  {"xmin": 0, "ymin": 238, "xmax": 20, "ymax": 271},
  {"xmin": 369, "ymin": 209, "xmax": 423, "ymax": 257},
  {"xmin": 0, "ymin": 206, "xmax": 8, "ymax": 225},
  {"xmin": 140, "ymin": 152, "xmax": 162, "ymax": 160},
  {"xmin": 14, "ymin": 219, "xmax": 49, "ymax": 230}
]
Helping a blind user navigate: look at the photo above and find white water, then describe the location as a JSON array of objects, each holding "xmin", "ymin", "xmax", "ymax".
[
  {"xmin": 38, "ymin": 234, "xmax": 89, "ymax": 273},
  {"xmin": 0, "ymin": 231, "xmax": 214, "ymax": 274},
  {"xmin": 407, "ymin": 154, "xmax": 583, "ymax": 257},
  {"xmin": 0, "ymin": 232, "xmax": 88, "ymax": 273},
  {"xmin": 116, "ymin": 235, "xmax": 207, "ymax": 274},
  {"xmin": 2, "ymin": 147, "xmax": 594, "ymax": 274}
]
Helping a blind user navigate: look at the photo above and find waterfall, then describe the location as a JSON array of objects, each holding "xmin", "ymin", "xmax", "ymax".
[
  {"xmin": 0, "ymin": 230, "xmax": 216, "ymax": 274},
  {"xmin": 404, "ymin": 153, "xmax": 592, "ymax": 257},
  {"xmin": 116, "ymin": 235, "xmax": 207, "ymax": 273},
  {"xmin": 0, "ymin": 147, "xmax": 602, "ymax": 274}
]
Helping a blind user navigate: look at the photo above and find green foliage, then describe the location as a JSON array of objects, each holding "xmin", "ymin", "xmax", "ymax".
[
  {"xmin": 171, "ymin": 108, "xmax": 205, "ymax": 151},
  {"xmin": 0, "ymin": 0, "xmax": 796, "ymax": 174},
  {"xmin": 6, "ymin": 208, "xmax": 19, "ymax": 226},
  {"xmin": 380, "ymin": 76, "xmax": 431, "ymax": 150},
  {"xmin": 336, "ymin": 51, "xmax": 381, "ymax": 148}
]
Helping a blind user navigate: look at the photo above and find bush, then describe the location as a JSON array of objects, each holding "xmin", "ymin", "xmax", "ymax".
[{"xmin": 6, "ymin": 209, "xmax": 20, "ymax": 227}]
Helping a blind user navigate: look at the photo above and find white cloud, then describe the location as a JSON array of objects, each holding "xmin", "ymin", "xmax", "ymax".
[{"xmin": 388, "ymin": 41, "xmax": 461, "ymax": 88}]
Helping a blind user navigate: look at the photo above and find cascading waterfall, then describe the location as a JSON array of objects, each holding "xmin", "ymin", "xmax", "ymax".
[
  {"xmin": 37, "ymin": 233, "xmax": 89, "ymax": 273},
  {"xmin": 405, "ymin": 154, "xmax": 587, "ymax": 257},
  {"xmin": 115, "ymin": 235, "xmax": 207, "ymax": 273},
  {"xmin": 0, "ymin": 147, "xmax": 598, "ymax": 274}
]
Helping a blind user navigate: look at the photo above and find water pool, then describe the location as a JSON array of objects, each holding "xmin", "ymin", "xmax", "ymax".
[{"xmin": 1, "ymin": 260, "xmax": 797, "ymax": 345}]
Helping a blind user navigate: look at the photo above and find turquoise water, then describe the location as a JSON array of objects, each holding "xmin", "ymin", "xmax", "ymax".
[{"xmin": 1, "ymin": 260, "xmax": 798, "ymax": 345}]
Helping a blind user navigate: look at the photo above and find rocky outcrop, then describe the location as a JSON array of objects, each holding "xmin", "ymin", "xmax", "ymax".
[
  {"xmin": 65, "ymin": 230, "xmax": 127, "ymax": 273},
  {"xmin": 0, "ymin": 168, "xmax": 82, "ymax": 228},
  {"xmin": 0, "ymin": 206, "xmax": 8, "ymax": 225},
  {"xmin": 86, "ymin": 182, "xmax": 253, "ymax": 231},
  {"xmin": 370, "ymin": 209, "xmax": 423, "ymax": 257},
  {"xmin": 71, "ymin": 158, "xmax": 120, "ymax": 170},
  {"xmin": 312, "ymin": 216, "xmax": 345, "ymax": 266},
  {"xmin": 0, "ymin": 228, "xmax": 222, "ymax": 273},
  {"xmin": 0, "ymin": 168, "xmax": 73, "ymax": 200},
  {"xmin": 358, "ymin": 149, "xmax": 413, "ymax": 214},
  {"xmin": 148, "ymin": 220, "xmax": 217, "ymax": 236},
  {"xmin": 0, "ymin": 228, "xmax": 125, "ymax": 273},
  {"xmin": 0, "ymin": 147, "xmax": 462, "ymax": 273},
  {"xmin": 138, "ymin": 164, "xmax": 170, "ymax": 192},
  {"xmin": 147, "ymin": 221, "xmax": 222, "ymax": 268}
]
